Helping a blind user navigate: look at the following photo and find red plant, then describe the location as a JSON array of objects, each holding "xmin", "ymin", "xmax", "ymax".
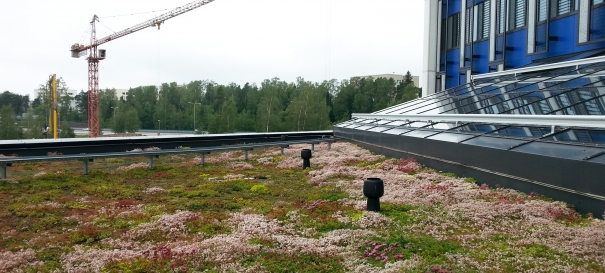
[
  {"xmin": 546, "ymin": 207, "xmax": 583, "ymax": 223},
  {"xmin": 360, "ymin": 240, "xmax": 404, "ymax": 263},
  {"xmin": 397, "ymin": 158, "xmax": 421, "ymax": 174},
  {"xmin": 114, "ymin": 199, "xmax": 137, "ymax": 209}
]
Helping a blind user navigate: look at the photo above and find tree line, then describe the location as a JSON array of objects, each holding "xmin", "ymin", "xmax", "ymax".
[{"xmin": 0, "ymin": 72, "xmax": 420, "ymax": 139}]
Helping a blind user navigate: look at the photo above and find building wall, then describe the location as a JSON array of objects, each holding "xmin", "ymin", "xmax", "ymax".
[
  {"xmin": 115, "ymin": 89, "xmax": 128, "ymax": 100},
  {"xmin": 424, "ymin": 0, "xmax": 605, "ymax": 95}
]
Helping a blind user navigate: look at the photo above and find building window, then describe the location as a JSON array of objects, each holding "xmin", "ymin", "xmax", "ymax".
[
  {"xmin": 482, "ymin": 1, "xmax": 491, "ymax": 38},
  {"xmin": 550, "ymin": 0, "xmax": 576, "ymax": 17},
  {"xmin": 509, "ymin": 0, "xmax": 527, "ymax": 30},
  {"xmin": 538, "ymin": 0, "xmax": 549, "ymax": 21},
  {"xmin": 474, "ymin": 1, "xmax": 491, "ymax": 41},
  {"xmin": 447, "ymin": 13, "xmax": 461, "ymax": 50},
  {"xmin": 441, "ymin": 19, "xmax": 447, "ymax": 51},
  {"xmin": 535, "ymin": 0, "xmax": 549, "ymax": 52},
  {"xmin": 590, "ymin": 0, "xmax": 605, "ymax": 40},
  {"xmin": 496, "ymin": 0, "xmax": 506, "ymax": 34},
  {"xmin": 465, "ymin": 7, "xmax": 473, "ymax": 44}
]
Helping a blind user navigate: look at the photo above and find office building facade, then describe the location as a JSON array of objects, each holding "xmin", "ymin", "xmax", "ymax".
[
  {"xmin": 423, "ymin": 0, "xmax": 605, "ymax": 95},
  {"xmin": 334, "ymin": 0, "xmax": 605, "ymax": 216}
]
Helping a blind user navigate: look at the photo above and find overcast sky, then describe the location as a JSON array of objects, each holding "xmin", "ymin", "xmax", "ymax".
[{"xmin": 0, "ymin": 0, "xmax": 424, "ymax": 98}]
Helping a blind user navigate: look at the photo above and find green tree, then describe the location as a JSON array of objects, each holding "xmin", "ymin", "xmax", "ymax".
[
  {"xmin": 22, "ymin": 105, "xmax": 47, "ymax": 139},
  {"xmin": 236, "ymin": 110, "xmax": 255, "ymax": 132},
  {"xmin": 0, "ymin": 91, "xmax": 29, "ymax": 117},
  {"xmin": 285, "ymin": 79, "xmax": 331, "ymax": 131},
  {"xmin": 256, "ymin": 78, "xmax": 288, "ymax": 132},
  {"xmin": 404, "ymin": 71, "xmax": 414, "ymax": 85},
  {"xmin": 126, "ymin": 86, "xmax": 158, "ymax": 129},
  {"xmin": 98, "ymin": 88, "xmax": 117, "ymax": 128},
  {"xmin": 398, "ymin": 84, "xmax": 419, "ymax": 104},
  {"xmin": 112, "ymin": 104, "xmax": 141, "ymax": 133},
  {"xmin": 0, "ymin": 105, "xmax": 23, "ymax": 140},
  {"xmin": 58, "ymin": 93, "xmax": 77, "ymax": 123},
  {"xmin": 74, "ymin": 91, "xmax": 88, "ymax": 123},
  {"xmin": 222, "ymin": 97, "xmax": 238, "ymax": 133},
  {"xmin": 59, "ymin": 123, "xmax": 75, "ymax": 138}
]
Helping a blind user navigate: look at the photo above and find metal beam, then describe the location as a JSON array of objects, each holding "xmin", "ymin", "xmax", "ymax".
[
  {"xmin": 0, "ymin": 138, "xmax": 336, "ymax": 178},
  {"xmin": 351, "ymin": 113, "xmax": 605, "ymax": 129},
  {"xmin": 471, "ymin": 55, "xmax": 605, "ymax": 80}
]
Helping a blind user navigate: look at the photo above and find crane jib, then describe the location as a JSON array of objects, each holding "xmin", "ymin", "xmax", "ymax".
[
  {"xmin": 71, "ymin": 0, "xmax": 215, "ymax": 52},
  {"xmin": 70, "ymin": 0, "xmax": 217, "ymax": 138}
]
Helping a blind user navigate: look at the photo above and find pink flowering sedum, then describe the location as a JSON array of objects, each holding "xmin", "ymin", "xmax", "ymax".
[
  {"xmin": 117, "ymin": 162, "xmax": 147, "ymax": 171},
  {"xmin": 2, "ymin": 141, "xmax": 605, "ymax": 272}
]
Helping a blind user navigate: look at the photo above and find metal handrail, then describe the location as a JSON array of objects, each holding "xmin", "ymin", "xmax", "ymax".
[
  {"xmin": 0, "ymin": 138, "xmax": 335, "ymax": 179},
  {"xmin": 351, "ymin": 113, "xmax": 605, "ymax": 129},
  {"xmin": 471, "ymin": 55, "xmax": 605, "ymax": 80}
]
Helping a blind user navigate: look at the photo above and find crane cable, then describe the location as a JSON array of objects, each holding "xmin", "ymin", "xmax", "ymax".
[
  {"xmin": 98, "ymin": 21, "xmax": 116, "ymax": 34},
  {"xmin": 78, "ymin": 25, "xmax": 91, "ymax": 45},
  {"xmin": 98, "ymin": 7, "xmax": 177, "ymax": 19}
]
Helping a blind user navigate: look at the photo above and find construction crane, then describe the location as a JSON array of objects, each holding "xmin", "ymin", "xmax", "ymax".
[
  {"xmin": 70, "ymin": 0, "xmax": 216, "ymax": 137},
  {"xmin": 46, "ymin": 74, "xmax": 58, "ymax": 139}
]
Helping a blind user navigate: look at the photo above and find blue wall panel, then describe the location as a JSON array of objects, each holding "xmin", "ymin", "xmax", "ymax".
[
  {"xmin": 447, "ymin": 0, "xmax": 461, "ymax": 16},
  {"xmin": 438, "ymin": 3, "xmax": 605, "ymax": 91},
  {"xmin": 547, "ymin": 15, "xmax": 578, "ymax": 56},
  {"xmin": 472, "ymin": 40, "xmax": 490, "ymax": 74},
  {"xmin": 504, "ymin": 30, "xmax": 530, "ymax": 68}
]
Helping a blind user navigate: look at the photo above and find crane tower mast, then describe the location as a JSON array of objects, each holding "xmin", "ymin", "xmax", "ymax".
[{"xmin": 71, "ymin": 0, "xmax": 216, "ymax": 137}]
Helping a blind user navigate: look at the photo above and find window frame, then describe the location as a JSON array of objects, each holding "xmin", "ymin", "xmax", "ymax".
[
  {"xmin": 446, "ymin": 13, "xmax": 462, "ymax": 50},
  {"xmin": 508, "ymin": 0, "xmax": 529, "ymax": 32},
  {"xmin": 549, "ymin": 0, "xmax": 578, "ymax": 19}
]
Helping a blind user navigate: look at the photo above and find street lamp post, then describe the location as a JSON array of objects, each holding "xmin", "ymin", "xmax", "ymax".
[
  {"xmin": 158, "ymin": 119, "xmax": 161, "ymax": 131},
  {"xmin": 188, "ymin": 102, "xmax": 201, "ymax": 133},
  {"xmin": 111, "ymin": 106, "xmax": 118, "ymax": 132}
]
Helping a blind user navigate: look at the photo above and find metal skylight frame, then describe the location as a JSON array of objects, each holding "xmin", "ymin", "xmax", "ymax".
[
  {"xmin": 351, "ymin": 113, "xmax": 605, "ymax": 129},
  {"xmin": 471, "ymin": 55, "xmax": 605, "ymax": 80}
]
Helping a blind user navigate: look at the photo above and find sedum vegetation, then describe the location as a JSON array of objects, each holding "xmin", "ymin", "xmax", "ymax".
[{"xmin": 0, "ymin": 142, "xmax": 604, "ymax": 272}]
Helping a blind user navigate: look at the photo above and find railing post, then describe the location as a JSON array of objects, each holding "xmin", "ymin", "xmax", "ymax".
[
  {"xmin": 0, "ymin": 163, "xmax": 7, "ymax": 179},
  {"xmin": 243, "ymin": 148, "xmax": 253, "ymax": 160},
  {"xmin": 148, "ymin": 155, "xmax": 158, "ymax": 169},
  {"xmin": 82, "ymin": 160, "xmax": 89, "ymax": 175},
  {"xmin": 279, "ymin": 145, "xmax": 289, "ymax": 155},
  {"xmin": 200, "ymin": 151, "xmax": 210, "ymax": 166}
]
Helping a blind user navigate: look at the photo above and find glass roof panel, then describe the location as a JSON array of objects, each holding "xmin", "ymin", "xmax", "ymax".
[
  {"xmin": 512, "ymin": 142, "xmax": 605, "ymax": 160},
  {"xmin": 463, "ymin": 136, "xmax": 527, "ymax": 150},
  {"xmin": 367, "ymin": 126, "xmax": 391, "ymax": 132},
  {"xmin": 382, "ymin": 128, "xmax": 412, "ymax": 135},
  {"xmin": 355, "ymin": 125, "xmax": 376, "ymax": 130},
  {"xmin": 427, "ymin": 132, "xmax": 476, "ymax": 143},
  {"xmin": 386, "ymin": 120, "xmax": 410, "ymax": 126},
  {"xmin": 403, "ymin": 130, "xmax": 441, "ymax": 138},
  {"xmin": 588, "ymin": 154, "xmax": 605, "ymax": 164},
  {"xmin": 376, "ymin": 119, "xmax": 396, "ymax": 125}
]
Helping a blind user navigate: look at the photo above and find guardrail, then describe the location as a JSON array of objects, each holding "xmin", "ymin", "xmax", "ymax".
[
  {"xmin": 0, "ymin": 131, "xmax": 333, "ymax": 157},
  {"xmin": 471, "ymin": 55, "xmax": 605, "ymax": 80},
  {"xmin": 0, "ymin": 138, "xmax": 335, "ymax": 179},
  {"xmin": 351, "ymin": 113, "xmax": 605, "ymax": 130}
]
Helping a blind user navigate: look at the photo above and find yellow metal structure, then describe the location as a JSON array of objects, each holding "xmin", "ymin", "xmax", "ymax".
[{"xmin": 47, "ymin": 74, "xmax": 58, "ymax": 139}]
